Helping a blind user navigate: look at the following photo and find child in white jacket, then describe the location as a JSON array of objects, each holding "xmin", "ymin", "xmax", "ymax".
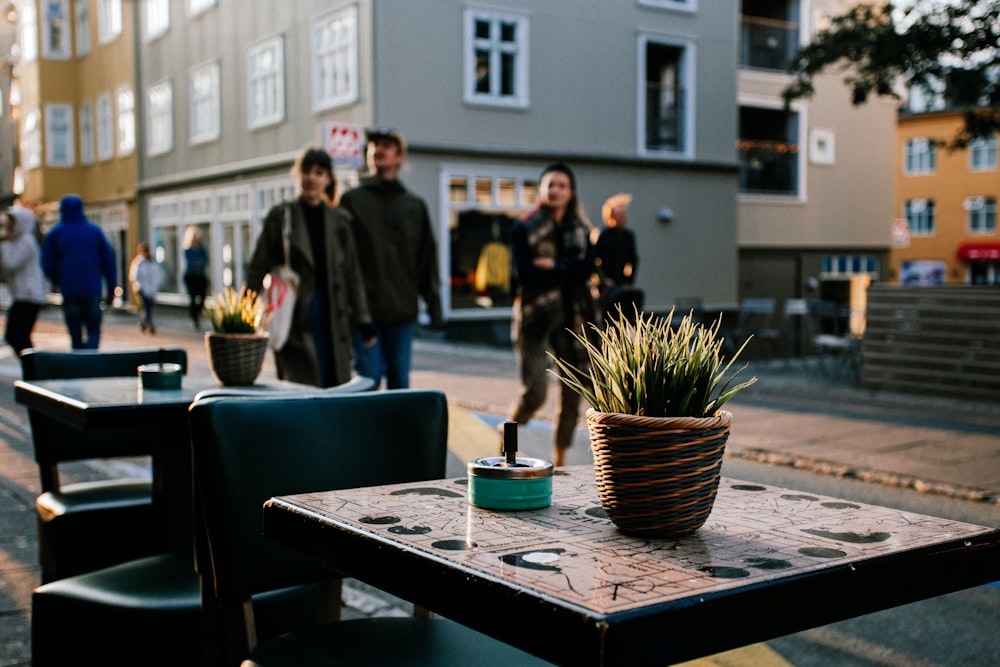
[
  {"xmin": 129, "ymin": 242, "xmax": 165, "ymax": 334},
  {"xmin": 0, "ymin": 206, "xmax": 46, "ymax": 354}
]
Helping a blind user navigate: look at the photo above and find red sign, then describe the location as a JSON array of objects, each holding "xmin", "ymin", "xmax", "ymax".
[{"xmin": 325, "ymin": 123, "xmax": 364, "ymax": 168}]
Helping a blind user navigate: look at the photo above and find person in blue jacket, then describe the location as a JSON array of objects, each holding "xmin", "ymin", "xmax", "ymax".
[{"xmin": 41, "ymin": 195, "xmax": 117, "ymax": 349}]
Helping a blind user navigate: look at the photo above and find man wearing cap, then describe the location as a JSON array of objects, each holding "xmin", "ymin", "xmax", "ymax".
[
  {"xmin": 41, "ymin": 194, "xmax": 118, "ymax": 349},
  {"xmin": 339, "ymin": 128, "xmax": 443, "ymax": 389}
]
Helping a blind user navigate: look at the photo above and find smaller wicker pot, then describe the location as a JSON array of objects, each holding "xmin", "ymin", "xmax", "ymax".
[
  {"xmin": 205, "ymin": 332, "xmax": 269, "ymax": 386},
  {"xmin": 587, "ymin": 409, "xmax": 732, "ymax": 537}
]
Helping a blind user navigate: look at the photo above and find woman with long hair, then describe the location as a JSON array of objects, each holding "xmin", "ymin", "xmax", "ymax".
[{"xmin": 506, "ymin": 162, "xmax": 597, "ymax": 467}]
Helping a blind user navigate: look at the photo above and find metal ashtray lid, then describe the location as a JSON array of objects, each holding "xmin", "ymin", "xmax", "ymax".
[{"xmin": 468, "ymin": 456, "xmax": 553, "ymax": 480}]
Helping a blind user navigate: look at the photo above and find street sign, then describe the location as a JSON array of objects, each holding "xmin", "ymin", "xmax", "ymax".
[{"xmin": 324, "ymin": 123, "xmax": 365, "ymax": 168}]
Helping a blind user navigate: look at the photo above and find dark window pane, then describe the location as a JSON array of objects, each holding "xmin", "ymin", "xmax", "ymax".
[
  {"xmin": 500, "ymin": 21, "xmax": 516, "ymax": 42},
  {"xmin": 501, "ymin": 53, "xmax": 515, "ymax": 96},
  {"xmin": 475, "ymin": 19, "xmax": 490, "ymax": 40}
]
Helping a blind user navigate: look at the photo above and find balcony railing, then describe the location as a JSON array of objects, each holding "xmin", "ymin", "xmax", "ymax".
[
  {"xmin": 740, "ymin": 15, "xmax": 799, "ymax": 72},
  {"xmin": 738, "ymin": 139, "xmax": 799, "ymax": 195}
]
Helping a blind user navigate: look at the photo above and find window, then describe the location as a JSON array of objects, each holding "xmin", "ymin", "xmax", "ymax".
[
  {"xmin": 187, "ymin": 0, "xmax": 217, "ymax": 17},
  {"xmin": 146, "ymin": 81, "xmax": 173, "ymax": 156},
  {"xmin": 738, "ymin": 106, "xmax": 800, "ymax": 195},
  {"xmin": 45, "ymin": 103, "xmax": 74, "ymax": 166},
  {"xmin": 312, "ymin": 6, "xmax": 358, "ymax": 110},
  {"xmin": 905, "ymin": 199, "xmax": 935, "ymax": 235},
  {"xmin": 966, "ymin": 196, "xmax": 997, "ymax": 233},
  {"xmin": 640, "ymin": 35, "xmax": 692, "ymax": 155},
  {"xmin": 189, "ymin": 62, "xmax": 221, "ymax": 144},
  {"xmin": 463, "ymin": 8, "xmax": 529, "ymax": 108},
  {"xmin": 96, "ymin": 92, "xmax": 113, "ymax": 160},
  {"xmin": 79, "ymin": 102, "xmax": 95, "ymax": 164},
  {"xmin": 20, "ymin": 108, "xmax": 41, "ymax": 169},
  {"xmin": 444, "ymin": 166, "xmax": 539, "ymax": 314},
  {"xmin": 248, "ymin": 36, "xmax": 284, "ymax": 129},
  {"xmin": 145, "ymin": 0, "xmax": 170, "ymax": 39},
  {"xmin": 904, "ymin": 138, "xmax": 936, "ymax": 174},
  {"xmin": 97, "ymin": 0, "xmax": 122, "ymax": 44},
  {"xmin": 19, "ymin": 1, "xmax": 37, "ymax": 62},
  {"xmin": 115, "ymin": 84, "xmax": 135, "ymax": 156},
  {"xmin": 970, "ymin": 135, "xmax": 997, "ymax": 170},
  {"xmin": 739, "ymin": 5, "xmax": 799, "ymax": 71},
  {"xmin": 42, "ymin": 0, "xmax": 71, "ymax": 59},
  {"xmin": 75, "ymin": 0, "xmax": 90, "ymax": 56},
  {"xmin": 820, "ymin": 255, "xmax": 878, "ymax": 278}
]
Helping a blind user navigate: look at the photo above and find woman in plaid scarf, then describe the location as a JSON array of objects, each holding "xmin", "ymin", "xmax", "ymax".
[{"xmin": 507, "ymin": 162, "xmax": 597, "ymax": 467}]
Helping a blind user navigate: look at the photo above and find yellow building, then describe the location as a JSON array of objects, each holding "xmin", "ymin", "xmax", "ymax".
[
  {"xmin": 14, "ymin": 0, "xmax": 137, "ymax": 286},
  {"xmin": 893, "ymin": 110, "xmax": 999, "ymax": 285}
]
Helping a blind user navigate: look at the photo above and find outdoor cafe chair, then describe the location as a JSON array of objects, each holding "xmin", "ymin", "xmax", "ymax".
[
  {"xmin": 21, "ymin": 347, "xmax": 187, "ymax": 582},
  {"xmin": 189, "ymin": 389, "xmax": 551, "ymax": 666},
  {"xmin": 30, "ymin": 377, "xmax": 374, "ymax": 667}
]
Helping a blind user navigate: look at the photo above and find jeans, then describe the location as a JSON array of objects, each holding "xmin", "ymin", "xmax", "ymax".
[
  {"xmin": 309, "ymin": 290, "xmax": 334, "ymax": 388},
  {"xmin": 139, "ymin": 294, "xmax": 156, "ymax": 331},
  {"xmin": 62, "ymin": 296, "xmax": 103, "ymax": 349},
  {"xmin": 351, "ymin": 321, "xmax": 415, "ymax": 389},
  {"xmin": 4, "ymin": 301, "xmax": 41, "ymax": 354}
]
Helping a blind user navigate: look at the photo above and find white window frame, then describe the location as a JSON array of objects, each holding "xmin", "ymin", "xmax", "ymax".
[
  {"xmin": 97, "ymin": 0, "xmax": 122, "ymax": 44},
  {"xmin": 905, "ymin": 198, "xmax": 935, "ymax": 236},
  {"xmin": 74, "ymin": 0, "xmax": 90, "ymax": 56},
  {"xmin": 438, "ymin": 164, "xmax": 540, "ymax": 318},
  {"xmin": 970, "ymin": 135, "xmax": 997, "ymax": 171},
  {"xmin": 19, "ymin": 1, "xmax": 38, "ymax": 63},
  {"xmin": 189, "ymin": 61, "xmax": 221, "ymax": 145},
  {"xmin": 144, "ymin": 0, "xmax": 170, "ymax": 40},
  {"xmin": 248, "ymin": 35, "xmax": 285, "ymax": 129},
  {"xmin": 79, "ymin": 101, "xmax": 95, "ymax": 165},
  {"xmin": 904, "ymin": 138, "xmax": 936, "ymax": 174},
  {"xmin": 146, "ymin": 81, "xmax": 173, "ymax": 156},
  {"xmin": 638, "ymin": 33, "xmax": 695, "ymax": 159},
  {"xmin": 463, "ymin": 7, "xmax": 530, "ymax": 108},
  {"xmin": 966, "ymin": 196, "xmax": 997, "ymax": 234},
  {"xmin": 42, "ymin": 0, "xmax": 71, "ymax": 60},
  {"xmin": 115, "ymin": 84, "xmax": 135, "ymax": 156},
  {"xmin": 311, "ymin": 5, "xmax": 358, "ymax": 111},
  {"xmin": 20, "ymin": 107, "xmax": 41, "ymax": 170},
  {"xmin": 637, "ymin": 0, "xmax": 697, "ymax": 12},
  {"xmin": 96, "ymin": 92, "xmax": 113, "ymax": 161},
  {"xmin": 45, "ymin": 103, "xmax": 74, "ymax": 166},
  {"xmin": 187, "ymin": 0, "xmax": 217, "ymax": 18}
]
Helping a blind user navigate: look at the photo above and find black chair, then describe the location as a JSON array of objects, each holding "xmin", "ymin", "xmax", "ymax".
[
  {"xmin": 30, "ymin": 378, "xmax": 374, "ymax": 667},
  {"xmin": 189, "ymin": 390, "xmax": 551, "ymax": 666},
  {"xmin": 21, "ymin": 347, "xmax": 187, "ymax": 582}
]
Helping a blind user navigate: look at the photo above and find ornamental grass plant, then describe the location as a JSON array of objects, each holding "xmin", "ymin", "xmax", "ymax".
[
  {"xmin": 550, "ymin": 306, "xmax": 757, "ymax": 419},
  {"xmin": 205, "ymin": 287, "xmax": 267, "ymax": 334}
]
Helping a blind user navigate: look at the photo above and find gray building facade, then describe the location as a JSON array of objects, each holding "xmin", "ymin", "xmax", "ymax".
[{"xmin": 136, "ymin": 0, "xmax": 740, "ymax": 340}]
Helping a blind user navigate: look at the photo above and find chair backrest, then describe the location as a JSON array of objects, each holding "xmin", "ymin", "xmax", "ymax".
[
  {"xmin": 808, "ymin": 300, "xmax": 844, "ymax": 336},
  {"xmin": 21, "ymin": 348, "xmax": 189, "ymax": 489},
  {"xmin": 21, "ymin": 347, "xmax": 188, "ymax": 380},
  {"xmin": 738, "ymin": 297, "xmax": 776, "ymax": 330},
  {"xmin": 189, "ymin": 389, "xmax": 448, "ymax": 604}
]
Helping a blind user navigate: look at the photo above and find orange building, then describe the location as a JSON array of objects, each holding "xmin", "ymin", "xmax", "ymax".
[{"xmin": 893, "ymin": 110, "xmax": 999, "ymax": 285}]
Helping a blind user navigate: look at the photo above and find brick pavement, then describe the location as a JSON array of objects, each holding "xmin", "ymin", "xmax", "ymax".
[{"xmin": 1, "ymin": 303, "xmax": 999, "ymax": 665}]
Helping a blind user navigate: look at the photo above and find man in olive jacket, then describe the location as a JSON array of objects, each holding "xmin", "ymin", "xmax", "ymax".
[{"xmin": 339, "ymin": 128, "xmax": 443, "ymax": 389}]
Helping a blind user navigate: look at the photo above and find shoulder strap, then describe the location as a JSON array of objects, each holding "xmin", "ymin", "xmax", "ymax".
[{"xmin": 282, "ymin": 204, "xmax": 292, "ymax": 268}]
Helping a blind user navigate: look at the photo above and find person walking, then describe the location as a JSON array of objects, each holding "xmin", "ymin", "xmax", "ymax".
[
  {"xmin": 594, "ymin": 193, "xmax": 642, "ymax": 322},
  {"xmin": 129, "ymin": 242, "xmax": 164, "ymax": 335},
  {"xmin": 339, "ymin": 128, "xmax": 443, "ymax": 389},
  {"xmin": 506, "ymin": 162, "xmax": 597, "ymax": 467},
  {"xmin": 247, "ymin": 147, "xmax": 375, "ymax": 388},
  {"xmin": 182, "ymin": 225, "xmax": 209, "ymax": 330},
  {"xmin": 40, "ymin": 195, "xmax": 117, "ymax": 350},
  {"xmin": 0, "ymin": 206, "xmax": 46, "ymax": 355}
]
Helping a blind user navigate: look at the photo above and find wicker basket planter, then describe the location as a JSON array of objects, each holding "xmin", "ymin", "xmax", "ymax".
[
  {"xmin": 587, "ymin": 409, "xmax": 732, "ymax": 537},
  {"xmin": 205, "ymin": 332, "xmax": 269, "ymax": 386}
]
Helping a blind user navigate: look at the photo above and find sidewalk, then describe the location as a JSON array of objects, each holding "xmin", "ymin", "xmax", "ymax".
[{"xmin": 1, "ymin": 304, "xmax": 999, "ymax": 666}]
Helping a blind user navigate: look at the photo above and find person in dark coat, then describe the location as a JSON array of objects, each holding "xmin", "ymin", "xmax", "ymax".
[
  {"xmin": 40, "ymin": 195, "xmax": 117, "ymax": 349},
  {"xmin": 247, "ymin": 148, "xmax": 375, "ymax": 388}
]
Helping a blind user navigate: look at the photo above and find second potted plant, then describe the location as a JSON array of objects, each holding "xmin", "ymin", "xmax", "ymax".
[
  {"xmin": 550, "ymin": 307, "xmax": 757, "ymax": 537},
  {"xmin": 204, "ymin": 287, "xmax": 270, "ymax": 386}
]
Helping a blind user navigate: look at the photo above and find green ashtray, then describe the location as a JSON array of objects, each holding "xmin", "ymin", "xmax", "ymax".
[
  {"xmin": 468, "ymin": 456, "xmax": 553, "ymax": 511},
  {"xmin": 138, "ymin": 363, "xmax": 184, "ymax": 390}
]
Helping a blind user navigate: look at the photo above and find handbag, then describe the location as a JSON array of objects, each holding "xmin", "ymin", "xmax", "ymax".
[{"xmin": 264, "ymin": 205, "xmax": 300, "ymax": 351}]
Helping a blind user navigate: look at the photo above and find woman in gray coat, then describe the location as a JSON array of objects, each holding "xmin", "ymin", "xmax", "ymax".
[
  {"xmin": 0, "ymin": 206, "xmax": 46, "ymax": 354},
  {"xmin": 247, "ymin": 148, "xmax": 375, "ymax": 387}
]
